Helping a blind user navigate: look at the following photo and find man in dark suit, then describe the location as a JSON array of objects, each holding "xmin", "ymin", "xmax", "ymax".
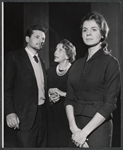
[{"xmin": 4, "ymin": 24, "xmax": 48, "ymax": 147}]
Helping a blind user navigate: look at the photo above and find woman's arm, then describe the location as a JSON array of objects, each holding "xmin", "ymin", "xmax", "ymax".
[
  {"xmin": 72, "ymin": 112, "xmax": 105, "ymax": 147},
  {"xmin": 55, "ymin": 88, "xmax": 66, "ymax": 97},
  {"xmin": 81, "ymin": 112, "xmax": 105, "ymax": 136},
  {"xmin": 66, "ymin": 105, "xmax": 89, "ymax": 148},
  {"xmin": 66, "ymin": 105, "xmax": 80, "ymax": 133},
  {"xmin": 98, "ymin": 58, "xmax": 120, "ymax": 119}
]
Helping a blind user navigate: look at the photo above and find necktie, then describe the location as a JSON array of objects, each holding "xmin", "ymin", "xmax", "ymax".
[{"xmin": 33, "ymin": 55, "xmax": 38, "ymax": 63}]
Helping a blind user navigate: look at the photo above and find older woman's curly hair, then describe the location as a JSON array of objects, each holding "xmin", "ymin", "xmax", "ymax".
[{"xmin": 59, "ymin": 39, "xmax": 76, "ymax": 63}]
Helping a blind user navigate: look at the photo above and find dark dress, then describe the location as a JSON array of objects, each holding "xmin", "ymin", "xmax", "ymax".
[
  {"xmin": 64, "ymin": 48, "xmax": 120, "ymax": 147},
  {"xmin": 47, "ymin": 66, "xmax": 73, "ymax": 147}
]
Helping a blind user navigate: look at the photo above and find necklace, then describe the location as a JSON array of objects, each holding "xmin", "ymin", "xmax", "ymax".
[{"xmin": 56, "ymin": 63, "xmax": 71, "ymax": 76}]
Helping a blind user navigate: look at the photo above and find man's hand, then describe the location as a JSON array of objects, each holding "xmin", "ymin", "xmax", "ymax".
[{"xmin": 6, "ymin": 113, "xmax": 20, "ymax": 129}]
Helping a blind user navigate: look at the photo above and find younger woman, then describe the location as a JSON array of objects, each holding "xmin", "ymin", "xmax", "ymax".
[{"xmin": 65, "ymin": 12, "xmax": 120, "ymax": 148}]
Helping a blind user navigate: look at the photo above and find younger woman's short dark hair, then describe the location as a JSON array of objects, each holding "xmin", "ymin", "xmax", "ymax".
[
  {"xmin": 26, "ymin": 24, "xmax": 47, "ymax": 37},
  {"xmin": 59, "ymin": 39, "xmax": 76, "ymax": 63}
]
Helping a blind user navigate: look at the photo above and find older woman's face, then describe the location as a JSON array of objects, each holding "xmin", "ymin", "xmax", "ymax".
[
  {"xmin": 54, "ymin": 43, "xmax": 68, "ymax": 63},
  {"xmin": 82, "ymin": 19, "xmax": 102, "ymax": 46}
]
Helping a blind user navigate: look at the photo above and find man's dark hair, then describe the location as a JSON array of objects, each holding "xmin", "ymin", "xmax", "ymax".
[{"xmin": 26, "ymin": 24, "xmax": 47, "ymax": 37}]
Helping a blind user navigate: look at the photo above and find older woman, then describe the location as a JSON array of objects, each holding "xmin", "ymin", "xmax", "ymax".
[
  {"xmin": 65, "ymin": 12, "xmax": 120, "ymax": 148},
  {"xmin": 47, "ymin": 39, "xmax": 76, "ymax": 147}
]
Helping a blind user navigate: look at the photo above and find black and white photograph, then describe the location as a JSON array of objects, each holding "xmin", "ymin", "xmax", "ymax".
[{"xmin": 2, "ymin": 0, "xmax": 122, "ymax": 148}]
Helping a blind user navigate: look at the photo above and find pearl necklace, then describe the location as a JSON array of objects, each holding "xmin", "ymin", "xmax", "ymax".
[{"xmin": 56, "ymin": 63, "xmax": 71, "ymax": 76}]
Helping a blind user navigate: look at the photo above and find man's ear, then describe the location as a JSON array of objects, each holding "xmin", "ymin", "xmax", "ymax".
[{"xmin": 25, "ymin": 36, "xmax": 29, "ymax": 43}]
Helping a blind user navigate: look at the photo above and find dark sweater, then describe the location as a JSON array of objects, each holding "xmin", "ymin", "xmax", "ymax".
[{"xmin": 64, "ymin": 48, "xmax": 120, "ymax": 119}]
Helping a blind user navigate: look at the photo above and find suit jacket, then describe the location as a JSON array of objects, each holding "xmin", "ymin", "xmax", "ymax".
[{"xmin": 4, "ymin": 48, "xmax": 47, "ymax": 130}]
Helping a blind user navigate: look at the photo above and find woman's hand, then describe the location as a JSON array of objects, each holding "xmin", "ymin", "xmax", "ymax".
[
  {"xmin": 72, "ymin": 129, "xmax": 89, "ymax": 148},
  {"xmin": 49, "ymin": 88, "xmax": 66, "ymax": 97},
  {"xmin": 48, "ymin": 88, "xmax": 66, "ymax": 103},
  {"xmin": 48, "ymin": 88, "xmax": 61, "ymax": 103},
  {"xmin": 49, "ymin": 93, "xmax": 60, "ymax": 103}
]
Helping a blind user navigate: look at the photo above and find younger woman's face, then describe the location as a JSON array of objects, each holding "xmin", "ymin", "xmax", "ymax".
[
  {"xmin": 54, "ymin": 43, "xmax": 68, "ymax": 63},
  {"xmin": 82, "ymin": 19, "xmax": 102, "ymax": 46}
]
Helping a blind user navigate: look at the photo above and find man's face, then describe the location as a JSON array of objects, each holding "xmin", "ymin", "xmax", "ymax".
[{"xmin": 26, "ymin": 30, "xmax": 46, "ymax": 52}]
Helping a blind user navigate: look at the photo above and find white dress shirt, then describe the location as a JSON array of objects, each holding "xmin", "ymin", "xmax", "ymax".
[{"xmin": 25, "ymin": 47, "xmax": 45, "ymax": 105}]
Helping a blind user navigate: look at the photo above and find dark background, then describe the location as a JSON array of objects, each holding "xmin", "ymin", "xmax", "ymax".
[{"xmin": 4, "ymin": 2, "xmax": 121, "ymax": 147}]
